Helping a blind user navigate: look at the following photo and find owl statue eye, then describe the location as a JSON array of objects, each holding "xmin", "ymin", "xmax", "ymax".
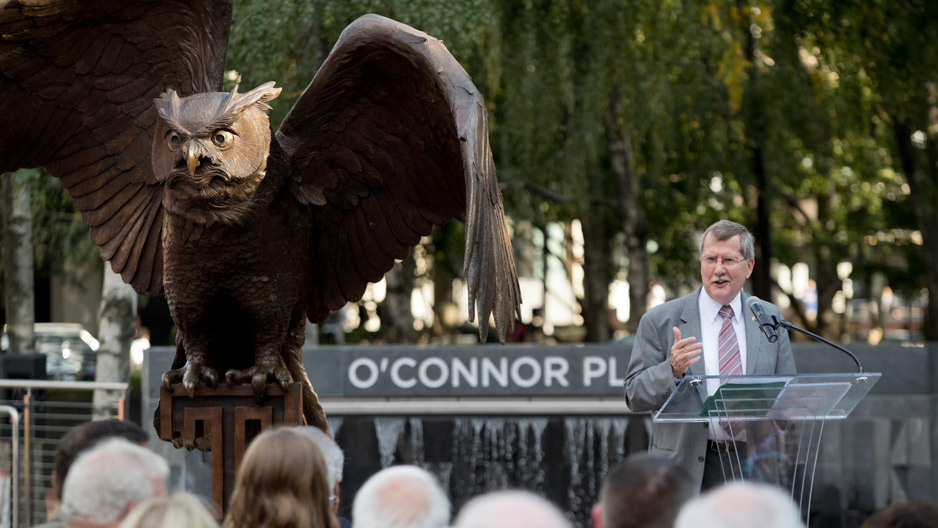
[
  {"xmin": 168, "ymin": 133, "xmax": 181, "ymax": 150},
  {"xmin": 212, "ymin": 130, "xmax": 233, "ymax": 148}
]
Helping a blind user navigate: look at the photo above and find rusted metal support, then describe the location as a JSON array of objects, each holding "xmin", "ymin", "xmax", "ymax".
[{"xmin": 158, "ymin": 383, "xmax": 303, "ymax": 516}]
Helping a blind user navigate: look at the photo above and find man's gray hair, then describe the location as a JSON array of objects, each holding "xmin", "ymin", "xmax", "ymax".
[
  {"xmin": 453, "ymin": 490, "xmax": 572, "ymax": 528},
  {"xmin": 700, "ymin": 220, "xmax": 755, "ymax": 261},
  {"xmin": 59, "ymin": 437, "xmax": 170, "ymax": 526},
  {"xmin": 675, "ymin": 482, "xmax": 806, "ymax": 528},
  {"xmin": 297, "ymin": 426, "xmax": 344, "ymax": 487},
  {"xmin": 352, "ymin": 465, "xmax": 450, "ymax": 528}
]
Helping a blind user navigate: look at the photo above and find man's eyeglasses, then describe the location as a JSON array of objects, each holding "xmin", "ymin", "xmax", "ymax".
[{"xmin": 700, "ymin": 256, "xmax": 746, "ymax": 269}]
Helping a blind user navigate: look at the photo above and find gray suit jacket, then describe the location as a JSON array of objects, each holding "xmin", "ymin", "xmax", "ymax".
[{"xmin": 624, "ymin": 287, "xmax": 796, "ymax": 488}]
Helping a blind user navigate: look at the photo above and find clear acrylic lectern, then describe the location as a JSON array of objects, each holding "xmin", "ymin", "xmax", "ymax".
[{"xmin": 655, "ymin": 372, "xmax": 880, "ymax": 518}]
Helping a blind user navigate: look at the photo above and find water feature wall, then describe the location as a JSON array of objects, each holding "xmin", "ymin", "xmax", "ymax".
[{"xmin": 327, "ymin": 415, "xmax": 647, "ymax": 527}]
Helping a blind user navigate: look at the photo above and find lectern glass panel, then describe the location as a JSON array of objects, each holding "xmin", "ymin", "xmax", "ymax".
[
  {"xmin": 649, "ymin": 372, "xmax": 881, "ymax": 523},
  {"xmin": 654, "ymin": 373, "xmax": 880, "ymax": 423}
]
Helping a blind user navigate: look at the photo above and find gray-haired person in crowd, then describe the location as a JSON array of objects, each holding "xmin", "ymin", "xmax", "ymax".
[
  {"xmin": 351, "ymin": 465, "xmax": 449, "ymax": 528},
  {"xmin": 299, "ymin": 426, "xmax": 351, "ymax": 528},
  {"xmin": 58, "ymin": 437, "xmax": 169, "ymax": 528},
  {"xmin": 36, "ymin": 419, "xmax": 150, "ymax": 528},
  {"xmin": 675, "ymin": 481, "xmax": 806, "ymax": 528},
  {"xmin": 117, "ymin": 493, "xmax": 217, "ymax": 528},
  {"xmin": 453, "ymin": 490, "xmax": 572, "ymax": 528}
]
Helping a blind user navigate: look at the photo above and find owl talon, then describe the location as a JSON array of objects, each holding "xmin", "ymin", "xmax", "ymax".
[
  {"xmin": 224, "ymin": 369, "xmax": 241, "ymax": 388},
  {"xmin": 225, "ymin": 362, "xmax": 292, "ymax": 404},
  {"xmin": 161, "ymin": 362, "xmax": 218, "ymax": 398}
]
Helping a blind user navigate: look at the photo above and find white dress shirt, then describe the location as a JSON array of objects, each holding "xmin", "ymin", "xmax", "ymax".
[{"xmin": 698, "ymin": 290, "xmax": 747, "ymax": 440}]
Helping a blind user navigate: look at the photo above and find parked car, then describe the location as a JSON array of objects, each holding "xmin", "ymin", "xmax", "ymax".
[{"xmin": 0, "ymin": 323, "xmax": 99, "ymax": 380}]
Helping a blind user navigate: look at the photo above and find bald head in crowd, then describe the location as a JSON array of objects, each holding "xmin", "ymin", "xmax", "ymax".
[
  {"xmin": 592, "ymin": 453, "xmax": 696, "ymax": 528},
  {"xmin": 59, "ymin": 438, "xmax": 169, "ymax": 528},
  {"xmin": 453, "ymin": 490, "xmax": 572, "ymax": 528},
  {"xmin": 352, "ymin": 465, "xmax": 450, "ymax": 528},
  {"xmin": 675, "ymin": 482, "xmax": 806, "ymax": 528}
]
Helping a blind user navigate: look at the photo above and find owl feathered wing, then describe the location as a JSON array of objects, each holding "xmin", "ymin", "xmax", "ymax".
[
  {"xmin": 277, "ymin": 14, "xmax": 521, "ymax": 342},
  {"xmin": 0, "ymin": 0, "xmax": 232, "ymax": 295}
]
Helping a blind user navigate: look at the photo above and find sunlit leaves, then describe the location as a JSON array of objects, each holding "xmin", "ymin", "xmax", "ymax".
[{"xmin": 221, "ymin": 0, "xmax": 933, "ymax": 335}]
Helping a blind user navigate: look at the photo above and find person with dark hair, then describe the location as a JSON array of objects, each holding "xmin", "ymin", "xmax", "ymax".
[
  {"xmin": 591, "ymin": 453, "xmax": 696, "ymax": 528},
  {"xmin": 223, "ymin": 427, "xmax": 339, "ymax": 528},
  {"xmin": 625, "ymin": 220, "xmax": 796, "ymax": 490},
  {"xmin": 37, "ymin": 420, "xmax": 149, "ymax": 528},
  {"xmin": 861, "ymin": 501, "xmax": 938, "ymax": 528}
]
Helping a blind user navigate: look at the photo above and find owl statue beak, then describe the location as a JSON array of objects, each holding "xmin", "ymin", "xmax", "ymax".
[{"xmin": 184, "ymin": 143, "xmax": 199, "ymax": 177}]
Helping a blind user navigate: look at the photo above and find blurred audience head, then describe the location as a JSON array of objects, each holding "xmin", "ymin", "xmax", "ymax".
[
  {"xmin": 861, "ymin": 501, "xmax": 938, "ymax": 528},
  {"xmin": 592, "ymin": 453, "xmax": 696, "ymax": 528},
  {"xmin": 352, "ymin": 465, "xmax": 450, "ymax": 528},
  {"xmin": 675, "ymin": 482, "xmax": 805, "ymax": 528},
  {"xmin": 59, "ymin": 437, "xmax": 169, "ymax": 528},
  {"xmin": 297, "ymin": 426, "xmax": 345, "ymax": 514},
  {"xmin": 53, "ymin": 419, "xmax": 149, "ymax": 501},
  {"xmin": 222, "ymin": 427, "xmax": 338, "ymax": 528},
  {"xmin": 453, "ymin": 490, "xmax": 571, "ymax": 528},
  {"xmin": 117, "ymin": 493, "xmax": 217, "ymax": 528}
]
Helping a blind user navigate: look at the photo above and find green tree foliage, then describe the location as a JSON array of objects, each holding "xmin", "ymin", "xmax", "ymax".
[
  {"xmin": 1, "ymin": 168, "xmax": 99, "ymax": 327},
  {"xmin": 768, "ymin": 0, "xmax": 936, "ymax": 336},
  {"xmin": 221, "ymin": 0, "xmax": 933, "ymax": 342},
  {"xmin": 10, "ymin": 0, "xmax": 929, "ymax": 343},
  {"xmin": 225, "ymin": 0, "xmax": 498, "ymax": 129},
  {"xmin": 499, "ymin": 0, "xmax": 932, "ymax": 339},
  {"xmin": 0, "ymin": 169, "xmax": 99, "ymax": 278}
]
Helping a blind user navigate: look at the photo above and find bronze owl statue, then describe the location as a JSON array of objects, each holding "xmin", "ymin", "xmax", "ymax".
[{"xmin": 0, "ymin": 1, "xmax": 521, "ymax": 433}]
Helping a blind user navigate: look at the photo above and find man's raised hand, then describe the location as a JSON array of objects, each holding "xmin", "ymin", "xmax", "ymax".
[{"xmin": 670, "ymin": 326, "xmax": 702, "ymax": 378}]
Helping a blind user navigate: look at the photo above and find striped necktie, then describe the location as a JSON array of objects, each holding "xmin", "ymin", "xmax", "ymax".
[{"xmin": 718, "ymin": 305, "xmax": 744, "ymax": 438}]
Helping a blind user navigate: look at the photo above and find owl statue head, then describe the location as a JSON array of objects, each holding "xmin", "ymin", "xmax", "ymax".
[{"xmin": 152, "ymin": 82, "xmax": 281, "ymax": 220}]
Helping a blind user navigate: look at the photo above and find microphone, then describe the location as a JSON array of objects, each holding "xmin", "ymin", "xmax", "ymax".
[{"xmin": 746, "ymin": 296, "xmax": 778, "ymax": 343}]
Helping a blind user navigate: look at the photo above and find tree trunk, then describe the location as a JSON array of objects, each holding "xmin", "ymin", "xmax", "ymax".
[
  {"xmin": 580, "ymin": 213, "xmax": 611, "ymax": 342},
  {"xmin": 606, "ymin": 88, "xmax": 648, "ymax": 333},
  {"xmin": 93, "ymin": 266, "xmax": 137, "ymax": 419},
  {"xmin": 1, "ymin": 170, "xmax": 35, "ymax": 355},
  {"xmin": 431, "ymin": 261, "xmax": 456, "ymax": 336},
  {"xmin": 895, "ymin": 121, "xmax": 938, "ymax": 340},
  {"xmin": 431, "ymin": 227, "xmax": 460, "ymax": 338},
  {"xmin": 383, "ymin": 253, "xmax": 417, "ymax": 344},
  {"xmin": 739, "ymin": 2, "xmax": 772, "ymax": 301},
  {"xmin": 537, "ymin": 221, "xmax": 550, "ymax": 336},
  {"xmin": 750, "ymin": 148, "xmax": 772, "ymax": 301},
  {"xmin": 815, "ymin": 245, "xmax": 840, "ymax": 338}
]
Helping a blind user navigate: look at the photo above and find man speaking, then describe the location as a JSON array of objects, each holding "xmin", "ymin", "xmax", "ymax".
[{"xmin": 624, "ymin": 220, "xmax": 796, "ymax": 490}]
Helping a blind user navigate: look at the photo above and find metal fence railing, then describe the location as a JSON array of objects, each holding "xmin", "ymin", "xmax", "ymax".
[{"xmin": 0, "ymin": 380, "xmax": 129, "ymax": 527}]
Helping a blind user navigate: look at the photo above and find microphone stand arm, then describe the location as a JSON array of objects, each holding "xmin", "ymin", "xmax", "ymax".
[{"xmin": 770, "ymin": 316, "xmax": 865, "ymax": 374}]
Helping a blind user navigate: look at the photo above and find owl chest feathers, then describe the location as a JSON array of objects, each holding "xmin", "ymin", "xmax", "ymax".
[
  {"xmin": 161, "ymin": 187, "xmax": 313, "ymax": 306},
  {"xmin": 160, "ymin": 138, "xmax": 312, "ymax": 290}
]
